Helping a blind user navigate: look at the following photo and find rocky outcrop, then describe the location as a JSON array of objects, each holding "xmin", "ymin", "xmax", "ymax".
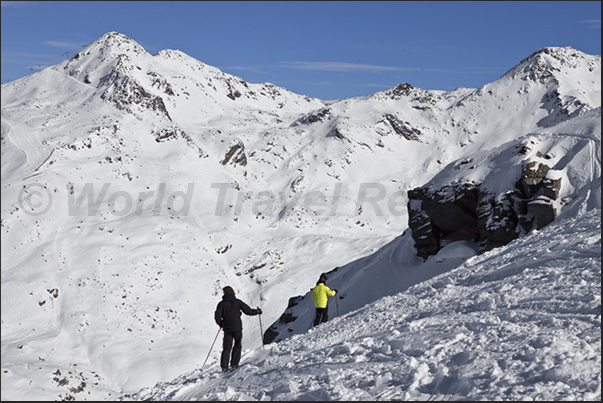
[
  {"xmin": 383, "ymin": 82, "xmax": 441, "ymax": 105},
  {"xmin": 263, "ymin": 295, "xmax": 304, "ymax": 345},
  {"xmin": 153, "ymin": 126, "xmax": 207, "ymax": 157},
  {"xmin": 291, "ymin": 107, "xmax": 333, "ymax": 127},
  {"xmin": 101, "ymin": 74, "xmax": 171, "ymax": 120},
  {"xmin": 512, "ymin": 47, "xmax": 587, "ymax": 84},
  {"xmin": 326, "ymin": 127, "xmax": 347, "ymax": 141},
  {"xmin": 408, "ymin": 159, "xmax": 563, "ymax": 259},
  {"xmin": 517, "ymin": 160, "xmax": 561, "ymax": 230},
  {"xmin": 147, "ymin": 71, "xmax": 175, "ymax": 96},
  {"xmin": 384, "ymin": 114, "xmax": 422, "ymax": 141},
  {"xmin": 220, "ymin": 140, "xmax": 247, "ymax": 167},
  {"xmin": 385, "ymin": 82, "xmax": 414, "ymax": 99}
]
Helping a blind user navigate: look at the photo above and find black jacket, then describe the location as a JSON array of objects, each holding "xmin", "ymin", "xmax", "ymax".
[{"xmin": 214, "ymin": 293, "xmax": 259, "ymax": 332}]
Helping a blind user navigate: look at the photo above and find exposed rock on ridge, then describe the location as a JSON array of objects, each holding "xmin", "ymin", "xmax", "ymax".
[
  {"xmin": 407, "ymin": 141, "xmax": 566, "ymax": 259},
  {"xmin": 101, "ymin": 74, "xmax": 172, "ymax": 120}
]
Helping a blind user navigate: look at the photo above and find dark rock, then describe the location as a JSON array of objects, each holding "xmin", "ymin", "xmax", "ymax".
[
  {"xmin": 482, "ymin": 193, "xmax": 522, "ymax": 251},
  {"xmin": 148, "ymin": 71, "xmax": 175, "ymax": 96},
  {"xmin": 101, "ymin": 74, "xmax": 171, "ymax": 121},
  {"xmin": 279, "ymin": 313, "xmax": 296, "ymax": 324},
  {"xmin": 153, "ymin": 126, "xmax": 207, "ymax": 157},
  {"xmin": 385, "ymin": 83, "xmax": 413, "ymax": 99},
  {"xmin": 263, "ymin": 295, "xmax": 303, "ymax": 345},
  {"xmin": 519, "ymin": 161, "xmax": 550, "ymax": 197},
  {"xmin": 294, "ymin": 107, "xmax": 332, "ymax": 125},
  {"xmin": 287, "ymin": 295, "xmax": 302, "ymax": 309},
  {"xmin": 407, "ymin": 156, "xmax": 562, "ymax": 258},
  {"xmin": 154, "ymin": 127, "xmax": 183, "ymax": 142},
  {"xmin": 384, "ymin": 114, "xmax": 422, "ymax": 141},
  {"xmin": 327, "ymin": 127, "xmax": 347, "ymax": 141},
  {"xmin": 221, "ymin": 140, "xmax": 247, "ymax": 166},
  {"xmin": 421, "ymin": 183, "xmax": 479, "ymax": 234},
  {"xmin": 542, "ymin": 177, "xmax": 562, "ymax": 200},
  {"xmin": 407, "ymin": 200, "xmax": 441, "ymax": 259},
  {"xmin": 518, "ymin": 145, "xmax": 531, "ymax": 155},
  {"xmin": 528, "ymin": 196, "xmax": 556, "ymax": 229},
  {"xmin": 263, "ymin": 327, "xmax": 279, "ymax": 345},
  {"xmin": 516, "ymin": 160, "xmax": 561, "ymax": 201}
]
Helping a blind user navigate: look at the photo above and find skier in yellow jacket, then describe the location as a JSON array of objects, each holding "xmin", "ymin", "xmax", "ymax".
[{"xmin": 311, "ymin": 276, "xmax": 337, "ymax": 326}]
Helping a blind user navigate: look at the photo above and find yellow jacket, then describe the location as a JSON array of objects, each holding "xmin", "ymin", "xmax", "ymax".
[{"xmin": 311, "ymin": 283, "xmax": 336, "ymax": 308}]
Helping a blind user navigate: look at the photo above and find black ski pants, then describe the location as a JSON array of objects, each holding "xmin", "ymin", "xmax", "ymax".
[
  {"xmin": 220, "ymin": 329, "xmax": 243, "ymax": 370},
  {"xmin": 313, "ymin": 307, "xmax": 328, "ymax": 326}
]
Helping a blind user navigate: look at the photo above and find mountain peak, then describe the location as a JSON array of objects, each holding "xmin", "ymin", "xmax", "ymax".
[
  {"xmin": 83, "ymin": 31, "xmax": 149, "ymax": 57},
  {"xmin": 59, "ymin": 32, "xmax": 151, "ymax": 89},
  {"xmin": 525, "ymin": 46, "xmax": 582, "ymax": 60},
  {"xmin": 521, "ymin": 46, "xmax": 593, "ymax": 69},
  {"xmin": 502, "ymin": 46, "xmax": 597, "ymax": 84}
]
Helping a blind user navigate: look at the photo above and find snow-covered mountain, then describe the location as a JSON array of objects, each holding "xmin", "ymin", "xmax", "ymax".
[{"xmin": 1, "ymin": 32, "xmax": 600, "ymax": 400}]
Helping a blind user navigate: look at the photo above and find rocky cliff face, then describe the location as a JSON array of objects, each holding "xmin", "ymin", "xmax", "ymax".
[{"xmin": 406, "ymin": 134, "xmax": 587, "ymax": 259}]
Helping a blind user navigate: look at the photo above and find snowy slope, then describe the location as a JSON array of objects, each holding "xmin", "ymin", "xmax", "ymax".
[
  {"xmin": 264, "ymin": 108, "xmax": 601, "ymax": 344},
  {"xmin": 125, "ymin": 207, "xmax": 601, "ymax": 401},
  {"xmin": 1, "ymin": 32, "xmax": 600, "ymax": 400}
]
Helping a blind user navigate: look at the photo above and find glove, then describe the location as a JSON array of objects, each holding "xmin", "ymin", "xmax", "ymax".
[
  {"xmin": 333, "ymin": 289, "xmax": 338, "ymax": 294},
  {"xmin": 217, "ymin": 321, "xmax": 223, "ymax": 328},
  {"xmin": 257, "ymin": 307, "xmax": 262, "ymax": 315}
]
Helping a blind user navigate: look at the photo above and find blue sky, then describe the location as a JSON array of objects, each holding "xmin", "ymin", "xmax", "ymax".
[{"xmin": 1, "ymin": 1, "xmax": 600, "ymax": 100}]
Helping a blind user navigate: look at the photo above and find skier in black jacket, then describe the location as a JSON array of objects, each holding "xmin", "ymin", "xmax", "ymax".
[{"xmin": 214, "ymin": 286, "xmax": 262, "ymax": 372}]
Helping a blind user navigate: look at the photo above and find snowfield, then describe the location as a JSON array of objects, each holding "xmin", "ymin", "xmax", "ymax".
[
  {"xmin": 126, "ymin": 208, "xmax": 601, "ymax": 401},
  {"xmin": 1, "ymin": 32, "xmax": 600, "ymax": 400}
]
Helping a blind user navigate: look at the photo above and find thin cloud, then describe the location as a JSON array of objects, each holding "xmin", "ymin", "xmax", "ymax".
[
  {"xmin": 280, "ymin": 61, "xmax": 420, "ymax": 73},
  {"xmin": 1, "ymin": 51, "xmax": 62, "ymax": 63},
  {"xmin": 578, "ymin": 19, "xmax": 601, "ymax": 29},
  {"xmin": 222, "ymin": 66, "xmax": 269, "ymax": 75},
  {"xmin": 1, "ymin": 1, "xmax": 32, "ymax": 7},
  {"xmin": 43, "ymin": 40, "xmax": 85, "ymax": 50}
]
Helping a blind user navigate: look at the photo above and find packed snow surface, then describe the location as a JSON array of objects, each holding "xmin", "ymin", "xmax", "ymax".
[{"xmin": 126, "ymin": 208, "xmax": 601, "ymax": 401}]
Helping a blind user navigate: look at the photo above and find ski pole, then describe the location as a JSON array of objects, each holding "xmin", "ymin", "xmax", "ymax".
[
  {"xmin": 202, "ymin": 327, "xmax": 221, "ymax": 370},
  {"xmin": 258, "ymin": 309, "xmax": 265, "ymax": 350},
  {"xmin": 335, "ymin": 294, "xmax": 340, "ymax": 317}
]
